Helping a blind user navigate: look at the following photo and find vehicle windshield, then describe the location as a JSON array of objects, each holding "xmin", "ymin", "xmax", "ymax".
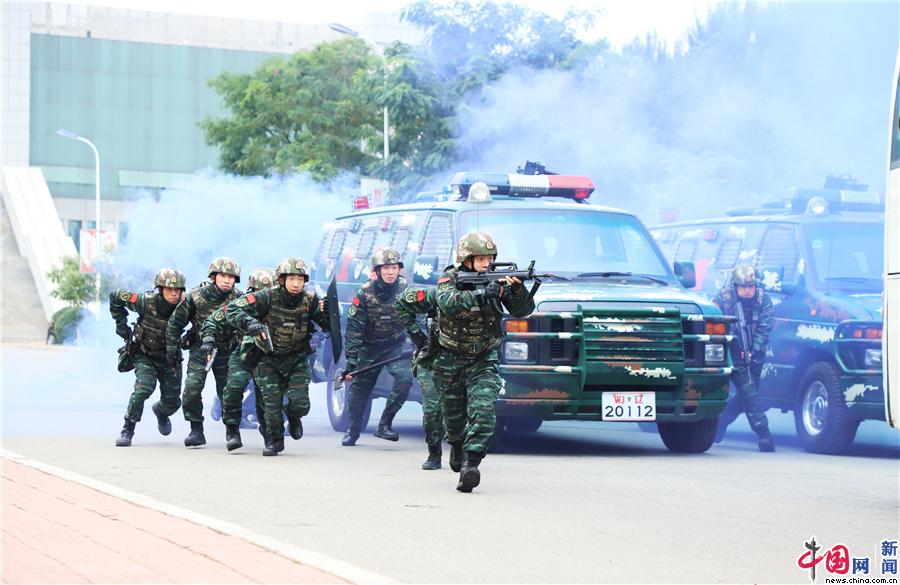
[
  {"xmin": 458, "ymin": 209, "xmax": 672, "ymax": 280},
  {"xmin": 804, "ymin": 222, "xmax": 884, "ymax": 292}
]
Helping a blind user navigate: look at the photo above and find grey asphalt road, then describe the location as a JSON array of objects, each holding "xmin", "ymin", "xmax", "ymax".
[{"xmin": 3, "ymin": 343, "xmax": 899, "ymax": 584}]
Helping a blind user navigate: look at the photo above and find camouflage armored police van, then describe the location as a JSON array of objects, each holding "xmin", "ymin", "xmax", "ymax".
[
  {"xmin": 310, "ymin": 170, "xmax": 734, "ymax": 453},
  {"xmin": 651, "ymin": 176, "xmax": 885, "ymax": 454}
]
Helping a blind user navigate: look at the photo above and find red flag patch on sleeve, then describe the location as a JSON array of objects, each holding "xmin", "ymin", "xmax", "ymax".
[
  {"xmin": 416, "ymin": 290, "xmax": 425, "ymax": 301},
  {"xmin": 437, "ymin": 277, "xmax": 451, "ymax": 284},
  {"xmin": 352, "ymin": 297, "xmax": 361, "ymax": 306},
  {"xmin": 129, "ymin": 293, "xmax": 138, "ymax": 303},
  {"xmin": 246, "ymin": 293, "xmax": 256, "ymax": 304}
]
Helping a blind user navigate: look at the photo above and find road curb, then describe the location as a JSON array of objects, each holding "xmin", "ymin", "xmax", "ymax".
[{"xmin": 1, "ymin": 449, "xmax": 395, "ymax": 585}]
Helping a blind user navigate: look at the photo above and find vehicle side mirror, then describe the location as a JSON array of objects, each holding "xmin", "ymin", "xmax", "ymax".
[
  {"xmin": 758, "ymin": 265, "xmax": 786, "ymax": 293},
  {"xmin": 673, "ymin": 261, "xmax": 696, "ymax": 289},
  {"xmin": 412, "ymin": 255, "xmax": 440, "ymax": 285}
]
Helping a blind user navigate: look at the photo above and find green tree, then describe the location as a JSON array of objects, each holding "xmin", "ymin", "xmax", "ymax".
[
  {"xmin": 47, "ymin": 256, "xmax": 95, "ymax": 308},
  {"xmin": 201, "ymin": 39, "xmax": 381, "ymax": 181}
]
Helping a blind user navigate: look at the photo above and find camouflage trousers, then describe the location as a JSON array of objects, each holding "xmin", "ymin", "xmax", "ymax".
[
  {"xmin": 347, "ymin": 356, "xmax": 412, "ymax": 433},
  {"xmin": 720, "ymin": 362, "xmax": 769, "ymax": 435},
  {"xmin": 255, "ymin": 353, "xmax": 311, "ymax": 441},
  {"xmin": 181, "ymin": 348, "xmax": 229, "ymax": 422},
  {"xmin": 430, "ymin": 348, "xmax": 500, "ymax": 456},
  {"xmin": 125, "ymin": 352, "xmax": 182, "ymax": 423},
  {"xmin": 417, "ymin": 368, "xmax": 444, "ymax": 447},
  {"xmin": 222, "ymin": 351, "xmax": 263, "ymax": 426}
]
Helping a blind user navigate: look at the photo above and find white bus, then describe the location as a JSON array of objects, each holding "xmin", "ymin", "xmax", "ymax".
[{"xmin": 885, "ymin": 49, "xmax": 900, "ymax": 429}]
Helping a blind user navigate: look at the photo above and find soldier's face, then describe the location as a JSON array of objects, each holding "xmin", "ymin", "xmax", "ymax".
[
  {"xmin": 471, "ymin": 255, "xmax": 494, "ymax": 273},
  {"xmin": 379, "ymin": 264, "xmax": 400, "ymax": 283},
  {"xmin": 161, "ymin": 287, "xmax": 182, "ymax": 304},
  {"xmin": 736, "ymin": 284, "xmax": 757, "ymax": 299},
  {"xmin": 215, "ymin": 273, "xmax": 236, "ymax": 291},
  {"xmin": 283, "ymin": 274, "xmax": 305, "ymax": 294}
]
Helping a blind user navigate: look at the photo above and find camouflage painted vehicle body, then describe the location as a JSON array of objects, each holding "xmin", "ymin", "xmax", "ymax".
[
  {"xmin": 652, "ymin": 201, "xmax": 884, "ymax": 453},
  {"xmin": 311, "ymin": 188, "xmax": 733, "ymax": 452}
]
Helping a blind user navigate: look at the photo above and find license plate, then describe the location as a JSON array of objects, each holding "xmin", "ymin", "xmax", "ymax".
[{"xmin": 601, "ymin": 392, "xmax": 656, "ymax": 421}]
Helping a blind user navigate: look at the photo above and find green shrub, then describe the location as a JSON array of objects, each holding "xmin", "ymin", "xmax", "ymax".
[{"xmin": 52, "ymin": 306, "xmax": 86, "ymax": 344}]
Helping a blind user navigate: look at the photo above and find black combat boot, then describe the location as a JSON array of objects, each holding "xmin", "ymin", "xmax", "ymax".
[
  {"xmin": 421, "ymin": 444, "xmax": 442, "ymax": 470},
  {"xmin": 225, "ymin": 424, "xmax": 243, "ymax": 451},
  {"xmin": 288, "ymin": 416, "xmax": 303, "ymax": 440},
  {"xmin": 151, "ymin": 402, "xmax": 172, "ymax": 436},
  {"xmin": 449, "ymin": 441, "xmax": 464, "ymax": 472},
  {"xmin": 115, "ymin": 419, "xmax": 136, "ymax": 447},
  {"xmin": 456, "ymin": 451, "xmax": 484, "ymax": 493},
  {"xmin": 757, "ymin": 429, "xmax": 776, "ymax": 452},
  {"xmin": 373, "ymin": 409, "xmax": 400, "ymax": 441},
  {"xmin": 341, "ymin": 429, "xmax": 359, "ymax": 446},
  {"xmin": 184, "ymin": 421, "xmax": 206, "ymax": 447},
  {"xmin": 263, "ymin": 436, "xmax": 285, "ymax": 456}
]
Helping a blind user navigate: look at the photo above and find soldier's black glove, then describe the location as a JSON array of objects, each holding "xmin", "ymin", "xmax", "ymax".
[
  {"xmin": 166, "ymin": 349, "xmax": 180, "ymax": 367},
  {"xmin": 481, "ymin": 280, "xmax": 504, "ymax": 303},
  {"xmin": 199, "ymin": 341, "xmax": 215, "ymax": 355},
  {"xmin": 409, "ymin": 330, "xmax": 428, "ymax": 349},
  {"xmin": 115, "ymin": 323, "xmax": 132, "ymax": 340},
  {"xmin": 247, "ymin": 322, "xmax": 266, "ymax": 336},
  {"xmin": 319, "ymin": 297, "xmax": 328, "ymax": 314}
]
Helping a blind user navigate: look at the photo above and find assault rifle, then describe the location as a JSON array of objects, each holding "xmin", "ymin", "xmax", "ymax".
[
  {"xmin": 734, "ymin": 302, "xmax": 754, "ymax": 384},
  {"xmin": 456, "ymin": 260, "xmax": 554, "ymax": 310},
  {"xmin": 333, "ymin": 348, "xmax": 415, "ymax": 390}
]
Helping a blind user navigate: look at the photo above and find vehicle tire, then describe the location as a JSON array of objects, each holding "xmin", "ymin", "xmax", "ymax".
[
  {"xmin": 794, "ymin": 361, "xmax": 857, "ymax": 454},
  {"xmin": 326, "ymin": 374, "xmax": 372, "ymax": 432},
  {"xmin": 487, "ymin": 415, "xmax": 507, "ymax": 453},
  {"xmin": 504, "ymin": 416, "xmax": 543, "ymax": 433},
  {"xmin": 657, "ymin": 418, "xmax": 718, "ymax": 453}
]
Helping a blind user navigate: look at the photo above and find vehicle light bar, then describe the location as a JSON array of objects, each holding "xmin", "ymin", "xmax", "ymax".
[{"xmin": 450, "ymin": 172, "xmax": 596, "ymax": 201}]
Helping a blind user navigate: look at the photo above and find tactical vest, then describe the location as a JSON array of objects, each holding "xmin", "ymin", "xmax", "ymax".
[
  {"xmin": 190, "ymin": 284, "xmax": 238, "ymax": 347},
  {"xmin": 134, "ymin": 292, "xmax": 174, "ymax": 356},
  {"xmin": 361, "ymin": 278, "xmax": 407, "ymax": 346},
  {"xmin": 260, "ymin": 289, "xmax": 316, "ymax": 356},
  {"xmin": 436, "ymin": 268, "xmax": 502, "ymax": 356},
  {"xmin": 719, "ymin": 288, "xmax": 764, "ymax": 345}
]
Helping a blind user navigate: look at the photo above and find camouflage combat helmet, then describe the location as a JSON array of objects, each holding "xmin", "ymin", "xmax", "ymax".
[
  {"xmin": 372, "ymin": 247, "xmax": 404, "ymax": 270},
  {"xmin": 154, "ymin": 267, "xmax": 186, "ymax": 290},
  {"xmin": 275, "ymin": 257, "xmax": 309, "ymax": 281},
  {"xmin": 732, "ymin": 264, "xmax": 758, "ymax": 286},
  {"xmin": 455, "ymin": 232, "xmax": 498, "ymax": 265},
  {"xmin": 208, "ymin": 256, "xmax": 241, "ymax": 283},
  {"xmin": 247, "ymin": 267, "xmax": 276, "ymax": 291}
]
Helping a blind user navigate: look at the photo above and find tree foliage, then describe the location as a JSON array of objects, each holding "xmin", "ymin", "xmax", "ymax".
[
  {"xmin": 47, "ymin": 256, "xmax": 95, "ymax": 308},
  {"xmin": 201, "ymin": 1, "xmax": 596, "ymax": 196},
  {"xmin": 201, "ymin": 39, "xmax": 380, "ymax": 181}
]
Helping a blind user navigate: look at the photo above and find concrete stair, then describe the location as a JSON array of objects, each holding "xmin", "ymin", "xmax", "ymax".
[{"xmin": 1, "ymin": 199, "xmax": 50, "ymax": 342}]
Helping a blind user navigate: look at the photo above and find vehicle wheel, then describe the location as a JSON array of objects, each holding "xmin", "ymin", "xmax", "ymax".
[
  {"xmin": 326, "ymin": 374, "xmax": 372, "ymax": 432},
  {"xmin": 487, "ymin": 415, "xmax": 507, "ymax": 453},
  {"xmin": 657, "ymin": 418, "xmax": 718, "ymax": 453},
  {"xmin": 794, "ymin": 362, "xmax": 858, "ymax": 454},
  {"xmin": 504, "ymin": 416, "xmax": 543, "ymax": 433}
]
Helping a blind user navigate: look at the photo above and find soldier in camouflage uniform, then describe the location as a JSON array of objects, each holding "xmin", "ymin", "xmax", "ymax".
[
  {"xmin": 166, "ymin": 257, "xmax": 243, "ymax": 447},
  {"xmin": 110, "ymin": 268, "xmax": 186, "ymax": 447},
  {"xmin": 395, "ymin": 286, "xmax": 445, "ymax": 469},
  {"xmin": 713, "ymin": 264, "xmax": 776, "ymax": 452},
  {"xmin": 225, "ymin": 257, "xmax": 330, "ymax": 456},
  {"xmin": 199, "ymin": 267, "xmax": 276, "ymax": 452},
  {"xmin": 433, "ymin": 233, "xmax": 535, "ymax": 492},
  {"xmin": 340, "ymin": 248, "xmax": 413, "ymax": 446}
]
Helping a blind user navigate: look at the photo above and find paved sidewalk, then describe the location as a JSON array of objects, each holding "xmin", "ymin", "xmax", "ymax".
[{"xmin": 1, "ymin": 458, "xmax": 348, "ymax": 584}]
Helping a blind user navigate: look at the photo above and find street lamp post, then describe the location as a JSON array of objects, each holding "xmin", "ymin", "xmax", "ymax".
[
  {"xmin": 329, "ymin": 22, "xmax": 389, "ymax": 166},
  {"xmin": 56, "ymin": 128, "xmax": 101, "ymax": 309}
]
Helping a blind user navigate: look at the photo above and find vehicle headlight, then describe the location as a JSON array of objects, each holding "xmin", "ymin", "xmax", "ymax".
[
  {"xmin": 504, "ymin": 342, "xmax": 529, "ymax": 362},
  {"xmin": 864, "ymin": 348, "xmax": 882, "ymax": 369},
  {"xmin": 705, "ymin": 344, "xmax": 725, "ymax": 364}
]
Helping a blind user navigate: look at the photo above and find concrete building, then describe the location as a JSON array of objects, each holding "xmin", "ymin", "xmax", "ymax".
[{"xmin": 0, "ymin": 2, "xmax": 419, "ymax": 341}]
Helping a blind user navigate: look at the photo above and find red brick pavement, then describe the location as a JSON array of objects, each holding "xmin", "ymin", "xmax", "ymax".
[{"xmin": 1, "ymin": 458, "xmax": 349, "ymax": 584}]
